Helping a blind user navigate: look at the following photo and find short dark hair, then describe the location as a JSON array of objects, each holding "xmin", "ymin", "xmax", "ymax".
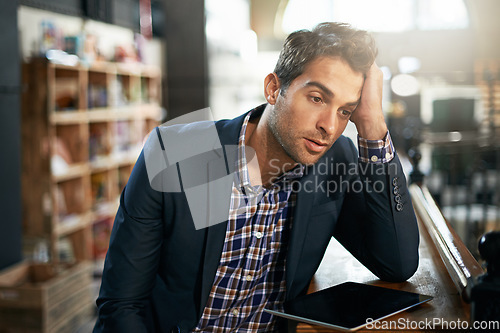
[{"xmin": 274, "ymin": 22, "xmax": 378, "ymax": 93}]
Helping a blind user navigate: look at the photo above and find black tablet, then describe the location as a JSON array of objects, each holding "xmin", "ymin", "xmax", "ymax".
[{"xmin": 265, "ymin": 281, "xmax": 433, "ymax": 331}]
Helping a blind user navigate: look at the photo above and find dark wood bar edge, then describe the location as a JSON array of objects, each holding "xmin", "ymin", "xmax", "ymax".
[
  {"xmin": 409, "ymin": 184, "xmax": 484, "ymax": 301},
  {"xmin": 296, "ymin": 183, "xmax": 484, "ymax": 332}
]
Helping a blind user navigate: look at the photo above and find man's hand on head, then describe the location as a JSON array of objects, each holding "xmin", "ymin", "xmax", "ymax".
[{"xmin": 349, "ymin": 63, "xmax": 388, "ymax": 140}]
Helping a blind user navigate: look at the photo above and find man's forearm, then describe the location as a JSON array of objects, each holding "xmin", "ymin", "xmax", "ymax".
[{"xmin": 334, "ymin": 153, "xmax": 419, "ymax": 282}]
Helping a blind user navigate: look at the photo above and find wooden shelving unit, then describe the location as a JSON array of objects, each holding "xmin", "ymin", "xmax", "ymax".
[{"xmin": 21, "ymin": 59, "xmax": 162, "ymax": 267}]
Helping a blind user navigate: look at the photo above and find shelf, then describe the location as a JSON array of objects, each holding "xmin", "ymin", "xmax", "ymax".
[
  {"xmin": 49, "ymin": 104, "xmax": 161, "ymax": 124},
  {"xmin": 136, "ymin": 103, "xmax": 163, "ymax": 119},
  {"xmin": 52, "ymin": 162, "xmax": 90, "ymax": 182},
  {"xmin": 88, "ymin": 62, "xmax": 117, "ymax": 74},
  {"xmin": 112, "ymin": 149, "xmax": 142, "ymax": 165},
  {"xmin": 92, "ymin": 200, "xmax": 120, "ymax": 220},
  {"xmin": 54, "ymin": 212, "xmax": 93, "ymax": 237},
  {"xmin": 89, "ymin": 157, "xmax": 115, "ymax": 172},
  {"xmin": 89, "ymin": 150, "xmax": 140, "ymax": 172},
  {"xmin": 48, "ymin": 61, "xmax": 161, "ymax": 77},
  {"xmin": 88, "ymin": 107, "xmax": 136, "ymax": 122},
  {"xmin": 49, "ymin": 62, "xmax": 81, "ymax": 71},
  {"xmin": 50, "ymin": 110, "xmax": 88, "ymax": 124},
  {"xmin": 22, "ymin": 58, "xmax": 161, "ymax": 264}
]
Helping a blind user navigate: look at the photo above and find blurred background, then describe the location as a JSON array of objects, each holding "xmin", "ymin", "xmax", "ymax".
[{"xmin": 0, "ymin": 0, "xmax": 499, "ymax": 331}]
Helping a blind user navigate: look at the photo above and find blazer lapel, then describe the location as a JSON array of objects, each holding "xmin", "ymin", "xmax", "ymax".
[
  {"xmin": 197, "ymin": 104, "xmax": 268, "ymax": 314},
  {"xmin": 199, "ymin": 218, "xmax": 228, "ymax": 317},
  {"xmin": 286, "ymin": 169, "xmax": 315, "ymax": 299},
  {"xmin": 198, "ymin": 116, "xmax": 245, "ymax": 316}
]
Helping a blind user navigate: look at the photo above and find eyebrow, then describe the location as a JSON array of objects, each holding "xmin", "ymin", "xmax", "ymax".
[
  {"xmin": 305, "ymin": 81, "xmax": 360, "ymax": 107},
  {"xmin": 304, "ymin": 81, "xmax": 334, "ymax": 98},
  {"xmin": 345, "ymin": 98, "xmax": 361, "ymax": 108}
]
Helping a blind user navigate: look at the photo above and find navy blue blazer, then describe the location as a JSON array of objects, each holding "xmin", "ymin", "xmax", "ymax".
[{"xmin": 94, "ymin": 106, "xmax": 419, "ymax": 332}]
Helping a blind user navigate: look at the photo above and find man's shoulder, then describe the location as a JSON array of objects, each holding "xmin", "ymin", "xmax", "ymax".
[
  {"xmin": 157, "ymin": 111, "xmax": 247, "ymax": 134},
  {"xmin": 148, "ymin": 109, "xmax": 251, "ymax": 157},
  {"xmin": 156, "ymin": 103, "xmax": 265, "ymax": 136}
]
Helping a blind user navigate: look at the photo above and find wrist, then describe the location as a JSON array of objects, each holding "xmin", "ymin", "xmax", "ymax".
[
  {"xmin": 355, "ymin": 118, "xmax": 388, "ymax": 140},
  {"xmin": 357, "ymin": 131, "xmax": 395, "ymax": 164}
]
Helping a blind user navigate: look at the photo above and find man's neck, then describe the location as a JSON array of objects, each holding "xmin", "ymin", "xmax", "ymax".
[{"xmin": 245, "ymin": 106, "xmax": 297, "ymax": 187}]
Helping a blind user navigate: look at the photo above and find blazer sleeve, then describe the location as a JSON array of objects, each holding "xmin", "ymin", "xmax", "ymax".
[
  {"xmin": 93, "ymin": 149, "xmax": 164, "ymax": 333},
  {"xmin": 332, "ymin": 140, "xmax": 419, "ymax": 282}
]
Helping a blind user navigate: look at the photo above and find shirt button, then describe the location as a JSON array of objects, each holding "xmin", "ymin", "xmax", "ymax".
[
  {"xmin": 255, "ymin": 231, "xmax": 263, "ymax": 239},
  {"xmin": 392, "ymin": 177, "xmax": 399, "ymax": 186},
  {"xmin": 245, "ymin": 275, "xmax": 252, "ymax": 281},
  {"xmin": 385, "ymin": 152, "xmax": 392, "ymax": 160},
  {"xmin": 371, "ymin": 155, "xmax": 379, "ymax": 162},
  {"xmin": 232, "ymin": 308, "xmax": 239, "ymax": 316}
]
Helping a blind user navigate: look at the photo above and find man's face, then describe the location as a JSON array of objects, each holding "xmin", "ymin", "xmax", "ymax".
[{"xmin": 267, "ymin": 56, "xmax": 364, "ymax": 165}]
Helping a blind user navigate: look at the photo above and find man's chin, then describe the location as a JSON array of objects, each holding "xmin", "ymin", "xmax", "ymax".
[
  {"xmin": 298, "ymin": 157, "xmax": 322, "ymax": 166},
  {"xmin": 283, "ymin": 144, "xmax": 331, "ymax": 166},
  {"xmin": 292, "ymin": 152, "xmax": 327, "ymax": 166}
]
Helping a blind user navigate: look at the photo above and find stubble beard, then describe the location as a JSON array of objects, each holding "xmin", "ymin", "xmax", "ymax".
[{"xmin": 267, "ymin": 102, "xmax": 323, "ymax": 166}]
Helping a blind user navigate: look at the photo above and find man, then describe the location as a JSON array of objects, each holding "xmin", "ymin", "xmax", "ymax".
[{"xmin": 94, "ymin": 22, "xmax": 419, "ymax": 332}]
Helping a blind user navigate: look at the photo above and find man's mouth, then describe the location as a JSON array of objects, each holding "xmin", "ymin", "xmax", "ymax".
[{"xmin": 304, "ymin": 138, "xmax": 329, "ymax": 153}]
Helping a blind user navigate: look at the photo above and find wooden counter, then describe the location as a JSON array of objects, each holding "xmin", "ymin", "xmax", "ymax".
[{"xmin": 297, "ymin": 184, "xmax": 484, "ymax": 332}]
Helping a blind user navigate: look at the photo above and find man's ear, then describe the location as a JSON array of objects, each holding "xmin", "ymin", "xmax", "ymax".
[{"xmin": 264, "ymin": 73, "xmax": 281, "ymax": 105}]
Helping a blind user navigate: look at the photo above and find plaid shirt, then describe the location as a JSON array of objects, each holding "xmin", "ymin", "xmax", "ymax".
[
  {"xmin": 193, "ymin": 110, "xmax": 394, "ymax": 332},
  {"xmin": 193, "ymin": 111, "xmax": 304, "ymax": 332}
]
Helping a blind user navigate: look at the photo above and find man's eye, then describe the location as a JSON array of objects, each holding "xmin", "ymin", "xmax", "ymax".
[
  {"xmin": 312, "ymin": 96, "xmax": 322, "ymax": 103},
  {"xmin": 340, "ymin": 109, "xmax": 352, "ymax": 117}
]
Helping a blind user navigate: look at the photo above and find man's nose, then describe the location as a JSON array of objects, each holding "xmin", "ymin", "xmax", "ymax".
[{"xmin": 316, "ymin": 109, "xmax": 338, "ymax": 136}]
